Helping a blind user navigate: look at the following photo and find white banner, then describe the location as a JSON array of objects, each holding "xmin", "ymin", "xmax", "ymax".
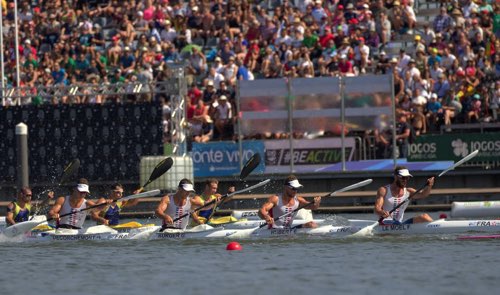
[{"xmin": 264, "ymin": 138, "xmax": 356, "ymax": 174}]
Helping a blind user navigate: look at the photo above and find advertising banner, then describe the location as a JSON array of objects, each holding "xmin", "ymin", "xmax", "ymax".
[
  {"xmin": 192, "ymin": 141, "xmax": 265, "ymax": 177},
  {"xmin": 264, "ymin": 138, "xmax": 356, "ymax": 173},
  {"xmin": 408, "ymin": 133, "xmax": 500, "ymax": 162}
]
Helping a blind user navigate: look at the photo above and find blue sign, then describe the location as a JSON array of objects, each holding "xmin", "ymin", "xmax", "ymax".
[{"xmin": 192, "ymin": 141, "xmax": 265, "ymax": 177}]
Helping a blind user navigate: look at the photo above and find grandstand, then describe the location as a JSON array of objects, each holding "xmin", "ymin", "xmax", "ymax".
[{"xmin": 0, "ymin": 1, "xmax": 498, "ymax": 198}]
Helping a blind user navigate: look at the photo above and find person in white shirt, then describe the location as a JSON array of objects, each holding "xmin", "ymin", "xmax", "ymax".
[
  {"xmin": 160, "ymin": 20, "xmax": 177, "ymax": 43},
  {"xmin": 213, "ymin": 95, "xmax": 233, "ymax": 140},
  {"xmin": 207, "ymin": 67, "xmax": 225, "ymax": 90},
  {"xmin": 440, "ymin": 47, "xmax": 457, "ymax": 72},
  {"xmin": 354, "ymin": 37, "xmax": 370, "ymax": 74},
  {"xmin": 397, "ymin": 49, "xmax": 411, "ymax": 76}
]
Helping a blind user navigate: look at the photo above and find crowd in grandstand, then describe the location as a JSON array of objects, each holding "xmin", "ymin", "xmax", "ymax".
[{"xmin": 1, "ymin": 0, "xmax": 499, "ymax": 153}]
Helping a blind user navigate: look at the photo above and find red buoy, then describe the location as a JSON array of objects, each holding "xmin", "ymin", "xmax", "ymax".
[
  {"xmin": 226, "ymin": 241, "xmax": 242, "ymax": 251},
  {"xmin": 439, "ymin": 213, "xmax": 448, "ymax": 219}
]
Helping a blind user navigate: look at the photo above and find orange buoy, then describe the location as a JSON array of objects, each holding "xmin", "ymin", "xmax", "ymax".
[{"xmin": 226, "ymin": 241, "xmax": 242, "ymax": 251}]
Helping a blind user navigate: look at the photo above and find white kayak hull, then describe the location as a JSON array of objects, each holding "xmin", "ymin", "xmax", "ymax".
[
  {"xmin": 370, "ymin": 219, "xmax": 500, "ymax": 235},
  {"xmin": 227, "ymin": 219, "xmax": 500, "ymax": 238},
  {"xmin": 18, "ymin": 219, "xmax": 500, "ymax": 241}
]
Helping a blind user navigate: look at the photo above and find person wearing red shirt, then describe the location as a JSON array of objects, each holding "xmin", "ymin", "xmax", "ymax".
[{"xmin": 319, "ymin": 26, "xmax": 335, "ymax": 48}]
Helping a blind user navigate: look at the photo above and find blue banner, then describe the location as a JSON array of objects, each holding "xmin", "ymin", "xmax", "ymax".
[{"xmin": 192, "ymin": 141, "xmax": 265, "ymax": 177}]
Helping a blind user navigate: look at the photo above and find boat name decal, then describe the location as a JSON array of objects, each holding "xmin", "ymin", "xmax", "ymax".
[
  {"xmin": 426, "ymin": 224, "xmax": 441, "ymax": 228},
  {"xmin": 270, "ymin": 228, "xmax": 297, "ymax": 236},
  {"xmin": 469, "ymin": 221, "xmax": 498, "ymax": 227},
  {"xmin": 51, "ymin": 234, "xmax": 103, "ymax": 240},
  {"xmin": 330, "ymin": 227, "xmax": 351, "ymax": 233},
  {"xmin": 380, "ymin": 224, "xmax": 411, "ymax": 231},
  {"xmin": 156, "ymin": 232, "xmax": 186, "ymax": 239}
]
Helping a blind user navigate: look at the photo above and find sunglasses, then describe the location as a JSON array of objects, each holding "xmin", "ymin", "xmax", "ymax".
[
  {"xmin": 398, "ymin": 176, "xmax": 410, "ymax": 180},
  {"xmin": 288, "ymin": 186, "xmax": 298, "ymax": 191}
]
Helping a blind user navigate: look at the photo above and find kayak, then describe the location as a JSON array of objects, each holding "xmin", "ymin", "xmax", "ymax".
[
  {"xmin": 451, "ymin": 201, "xmax": 500, "ymax": 218},
  {"xmin": 227, "ymin": 219, "xmax": 500, "ymax": 239},
  {"xmin": 147, "ymin": 224, "xmax": 235, "ymax": 240},
  {"xmin": 23, "ymin": 224, "xmax": 157, "ymax": 242},
  {"xmin": 1, "ymin": 215, "xmax": 48, "ymax": 237},
  {"xmin": 15, "ymin": 219, "xmax": 500, "ymax": 241}
]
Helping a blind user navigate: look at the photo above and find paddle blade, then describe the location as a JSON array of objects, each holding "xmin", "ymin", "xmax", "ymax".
[
  {"xmin": 58, "ymin": 158, "xmax": 80, "ymax": 186},
  {"xmin": 240, "ymin": 153, "xmax": 261, "ymax": 180},
  {"xmin": 146, "ymin": 157, "xmax": 174, "ymax": 185},
  {"xmin": 120, "ymin": 189, "xmax": 162, "ymax": 202},
  {"xmin": 438, "ymin": 149, "xmax": 479, "ymax": 177},
  {"xmin": 330, "ymin": 179, "xmax": 373, "ymax": 196}
]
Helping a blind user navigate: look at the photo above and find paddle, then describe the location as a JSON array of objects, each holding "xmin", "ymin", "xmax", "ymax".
[
  {"xmin": 136, "ymin": 157, "xmax": 174, "ymax": 192},
  {"xmin": 58, "ymin": 159, "xmax": 81, "ymax": 186},
  {"xmin": 351, "ymin": 149, "xmax": 480, "ymax": 237},
  {"xmin": 206, "ymin": 153, "xmax": 262, "ymax": 222},
  {"xmin": 31, "ymin": 158, "xmax": 81, "ymax": 218},
  {"xmin": 259, "ymin": 179, "xmax": 373, "ymax": 229},
  {"xmin": 239, "ymin": 153, "xmax": 261, "ymax": 180},
  {"xmin": 159, "ymin": 179, "xmax": 271, "ymax": 231},
  {"xmin": 2, "ymin": 189, "xmax": 162, "ymax": 238}
]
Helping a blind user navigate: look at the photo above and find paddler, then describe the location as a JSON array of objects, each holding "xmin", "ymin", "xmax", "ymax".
[
  {"xmin": 374, "ymin": 166, "xmax": 435, "ymax": 224},
  {"xmin": 155, "ymin": 178, "xmax": 204, "ymax": 230},
  {"xmin": 91, "ymin": 183, "xmax": 140, "ymax": 226},
  {"xmin": 48, "ymin": 178, "xmax": 100, "ymax": 229},
  {"xmin": 198, "ymin": 178, "xmax": 221, "ymax": 221},
  {"xmin": 5, "ymin": 187, "xmax": 33, "ymax": 226},
  {"xmin": 258, "ymin": 175, "xmax": 321, "ymax": 228}
]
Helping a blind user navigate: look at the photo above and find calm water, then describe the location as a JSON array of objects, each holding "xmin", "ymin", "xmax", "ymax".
[{"xmin": 1, "ymin": 213, "xmax": 499, "ymax": 295}]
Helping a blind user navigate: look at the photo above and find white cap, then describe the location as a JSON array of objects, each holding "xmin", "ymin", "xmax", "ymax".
[
  {"xmin": 431, "ymin": 93, "xmax": 438, "ymax": 99},
  {"xmin": 340, "ymin": 54, "xmax": 347, "ymax": 59},
  {"xmin": 76, "ymin": 183, "xmax": 90, "ymax": 193},
  {"xmin": 180, "ymin": 183, "xmax": 195, "ymax": 192},
  {"xmin": 286, "ymin": 179, "xmax": 303, "ymax": 188},
  {"xmin": 396, "ymin": 169, "xmax": 413, "ymax": 178},
  {"xmin": 219, "ymin": 95, "xmax": 227, "ymax": 100},
  {"xmin": 192, "ymin": 6, "xmax": 199, "ymax": 12},
  {"xmin": 207, "ymin": 80, "xmax": 214, "ymax": 86},
  {"xmin": 124, "ymin": 46, "xmax": 130, "ymax": 51},
  {"xmin": 25, "ymin": 39, "xmax": 31, "ymax": 44}
]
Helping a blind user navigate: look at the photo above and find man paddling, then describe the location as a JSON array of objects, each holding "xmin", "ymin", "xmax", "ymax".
[
  {"xmin": 374, "ymin": 166, "xmax": 435, "ymax": 224},
  {"xmin": 155, "ymin": 179, "xmax": 204, "ymax": 230},
  {"xmin": 198, "ymin": 178, "xmax": 222, "ymax": 221},
  {"xmin": 48, "ymin": 178, "xmax": 100, "ymax": 229},
  {"xmin": 259, "ymin": 175, "xmax": 321, "ymax": 228},
  {"xmin": 91, "ymin": 183, "xmax": 140, "ymax": 226},
  {"xmin": 5, "ymin": 187, "xmax": 33, "ymax": 226}
]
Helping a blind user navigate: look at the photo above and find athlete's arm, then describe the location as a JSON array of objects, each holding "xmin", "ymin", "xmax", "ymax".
[
  {"xmin": 90, "ymin": 198, "xmax": 109, "ymax": 225},
  {"xmin": 155, "ymin": 195, "xmax": 173, "ymax": 224},
  {"xmin": 5, "ymin": 202, "xmax": 15, "ymax": 225},
  {"xmin": 259, "ymin": 195, "xmax": 278, "ymax": 225},
  {"xmin": 374, "ymin": 186, "xmax": 389, "ymax": 218},
  {"xmin": 48, "ymin": 196, "xmax": 66, "ymax": 220},
  {"xmin": 411, "ymin": 177, "xmax": 435, "ymax": 200},
  {"xmin": 298, "ymin": 196, "xmax": 321, "ymax": 210}
]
